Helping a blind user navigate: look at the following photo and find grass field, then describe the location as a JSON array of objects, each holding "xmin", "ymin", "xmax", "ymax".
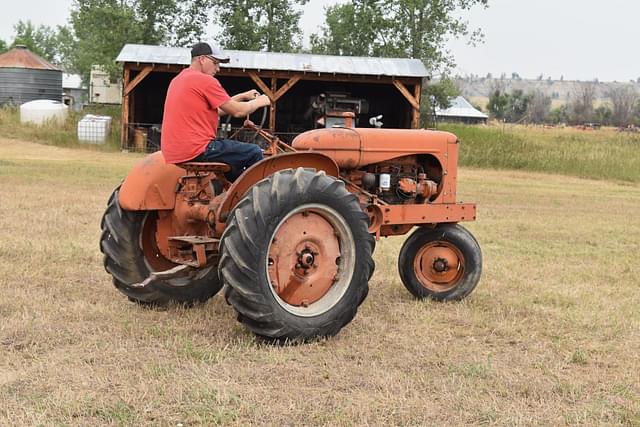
[
  {"xmin": 1, "ymin": 137, "xmax": 639, "ymax": 425},
  {"xmin": 442, "ymin": 123, "xmax": 640, "ymax": 183}
]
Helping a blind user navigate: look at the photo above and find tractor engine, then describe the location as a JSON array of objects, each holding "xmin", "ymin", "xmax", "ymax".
[
  {"xmin": 356, "ymin": 160, "xmax": 439, "ymax": 205},
  {"xmin": 291, "ymin": 127, "xmax": 454, "ymax": 205}
]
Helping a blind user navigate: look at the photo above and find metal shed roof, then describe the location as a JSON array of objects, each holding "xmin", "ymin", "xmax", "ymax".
[
  {"xmin": 436, "ymin": 96, "xmax": 488, "ymax": 119},
  {"xmin": 0, "ymin": 46, "xmax": 59, "ymax": 71},
  {"xmin": 116, "ymin": 44, "xmax": 429, "ymax": 78}
]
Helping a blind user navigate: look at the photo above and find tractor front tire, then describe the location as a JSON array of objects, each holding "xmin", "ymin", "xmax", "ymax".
[
  {"xmin": 100, "ymin": 187, "xmax": 222, "ymax": 306},
  {"xmin": 398, "ymin": 224, "xmax": 482, "ymax": 301},
  {"xmin": 219, "ymin": 168, "xmax": 375, "ymax": 343}
]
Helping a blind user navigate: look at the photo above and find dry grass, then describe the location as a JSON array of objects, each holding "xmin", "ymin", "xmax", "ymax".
[{"xmin": 1, "ymin": 138, "xmax": 639, "ymax": 426}]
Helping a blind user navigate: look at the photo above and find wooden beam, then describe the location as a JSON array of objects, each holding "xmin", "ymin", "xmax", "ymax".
[
  {"xmin": 412, "ymin": 81, "xmax": 422, "ymax": 129},
  {"xmin": 273, "ymin": 75, "xmax": 300, "ymax": 101},
  {"xmin": 269, "ymin": 77, "xmax": 277, "ymax": 131},
  {"xmin": 121, "ymin": 67, "xmax": 131, "ymax": 150},
  {"xmin": 393, "ymin": 79, "xmax": 420, "ymax": 111},
  {"xmin": 219, "ymin": 68, "xmax": 421, "ymax": 86},
  {"xmin": 247, "ymin": 72, "xmax": 274, "ymax": 98},
  {"xmin": 123, "ymin": 65, "xmax": 153, "ymax": 97}
]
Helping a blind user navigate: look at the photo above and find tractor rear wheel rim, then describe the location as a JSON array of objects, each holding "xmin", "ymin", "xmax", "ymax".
[
  {"xmin": 140, "ymin": 212, "xmax": 178, "ymax": 272},
  {"xmin": 266, "ymin": 204, "xmax": 355, "ymax": 317},
  {"xmin": 414, "ymin": 241, "xmax": 464, "ymax": 292}
]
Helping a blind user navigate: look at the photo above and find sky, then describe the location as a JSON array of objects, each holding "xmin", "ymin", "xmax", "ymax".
[{"xmin": 2, "ymin": 0, "xmax": 639, "ymax": 83}]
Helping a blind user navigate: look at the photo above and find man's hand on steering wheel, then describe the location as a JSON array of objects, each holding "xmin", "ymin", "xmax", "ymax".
[{"xmin": 240, "ymin": 89, "xmax": 260, "ymax": 101}]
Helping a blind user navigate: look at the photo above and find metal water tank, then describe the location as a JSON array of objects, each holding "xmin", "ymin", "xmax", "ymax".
[{"xmin": 0, "ymin": 45, "xmax": 62, "ymax": 106}]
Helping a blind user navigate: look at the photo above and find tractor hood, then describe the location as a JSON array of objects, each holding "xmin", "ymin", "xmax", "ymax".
[{"xmin": 291, "ymin": 128, "xmax": 458, "ymax": 169}]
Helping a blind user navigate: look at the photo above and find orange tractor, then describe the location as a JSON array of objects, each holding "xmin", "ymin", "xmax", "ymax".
[{"xmin": 100, "ymin": 122, "xmax": 482, "ymax": 342}]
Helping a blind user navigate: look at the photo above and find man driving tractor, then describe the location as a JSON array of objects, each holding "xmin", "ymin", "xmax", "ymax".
[{"xmin": 161, "ymin": 42, "xmax": 271, "ymax": 180}]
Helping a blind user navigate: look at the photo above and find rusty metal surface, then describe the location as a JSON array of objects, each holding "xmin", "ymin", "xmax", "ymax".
[
  {"xmin": 0, "ymin": 47, "xmax": 59, "ymax": 70},
  {"xmin": 119, "ymin": 151, "xmax": 184, "ymax": 211},
  {"xmin": 366, "ymin": 203, "xmax": 476, "ymax": 236},
  {"xmin": 268, "ymin": 211, "xmax": 340, "ymax": 307},
  {"xmin": 414, "ymin": 242, "xmax": 465, "ymax": 292},
  {"xmin": 116, "ymin": 44, "xmax": 429, "ymax": 78},
  {"xmin": 292, "ymin": 128, "xmax": 457, "ymax": 170},
  {"xmin": 215, "ymin": 152, "xmax": 340, "ymax": 227}
]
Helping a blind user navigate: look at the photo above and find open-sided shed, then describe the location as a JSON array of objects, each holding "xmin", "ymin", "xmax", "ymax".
[{"xmin": 116, "ymin": 44, "xmax": 429, "ymax": 151}]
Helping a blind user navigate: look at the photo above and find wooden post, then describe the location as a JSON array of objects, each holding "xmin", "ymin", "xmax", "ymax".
[
  {"xmin": 123, "ymin": 65, "xmax": 153, "ymax": 97},
  {"xmin": 270, "ymin": 77, "xmax": 277, "ymax": 131},
  {"xmin": 412, "ymin": 80, "xmax": 422, "ymax": 129},
  {"xmin": 393, "ymin": 79, "xmax": 421, "ymax": 129},
  {"xmin": 247, "ymin": 72, "xmax": 274, "ymax": 99},
  {"xmin": 121, "ymin": 67, "xmax": 130, "ymax": 150},
  {"xmin": 273, "ymin": 75, "xmax": 300, "ymax": 101}
]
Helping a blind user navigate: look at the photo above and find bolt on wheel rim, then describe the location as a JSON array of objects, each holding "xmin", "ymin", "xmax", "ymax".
[
  {"xmin": 266, "ymin": 204, "xmax": 355, "ymax": 317},
  {"xmin": 414, "ymin": 241, "xmax": 464, "ymax": 292}
]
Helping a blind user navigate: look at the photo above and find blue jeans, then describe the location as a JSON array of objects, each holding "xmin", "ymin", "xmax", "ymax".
[{"xmin": 192, "ymin": 139, "xmax": 263, "ymax": 181}]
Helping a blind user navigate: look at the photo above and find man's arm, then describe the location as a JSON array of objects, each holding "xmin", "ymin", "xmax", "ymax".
[{"xmin": 219, "ymin": 94, "xmax": 271, "ymax": 118}]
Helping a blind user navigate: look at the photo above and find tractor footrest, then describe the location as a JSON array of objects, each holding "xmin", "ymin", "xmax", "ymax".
[{"xmin": 167, "ymin": 236, "xmax": 220, "ymax": 268}]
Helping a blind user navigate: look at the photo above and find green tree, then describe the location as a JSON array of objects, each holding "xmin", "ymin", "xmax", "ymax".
[
  {"xmin": 594, "ymin": 105, "xmax": 612, "ymax": 126},
  {"xmin": 487, "ymin": 88, "xmax": 509, "ymax": 120},
  {"xmin": 169, "ymin": 0, "xmax": 213, "ymax": 46},
  {"xmin": 569, "ymin": 82, "xmax": 596, "ymax": 124},
  {"xmin": 211, "ymin": 0, "xmax": 261, "ymax": 50},
  {"xmin": 311, "ymin": 0, "xmax": 487, "ymax": 72},
  {"xmin": 526, "ymin": 90, "xmax": 551, "ymax": 124},
  {"xmin": 69, "ymin": 0, "xmax": 142, "ymax": 79},
  {"xmin": 425, "ymin": 77, "xmax": 460, "ymax": 110},
  {"xmin": 386, "ymin": 0, "xmax": 487, "ymax": 71},
  {"xmin": 422, "ymin": 76, "xmax": 460, "ymax": 126},
  {"xmin": 10, "ymin": 20, "xmax": 60, "ymax": 63},
  {"xmin": 607, "ymin": 86, "xmax": 637, "ymax": 126},
  {"xmin": 547, "ymin": 105, "xmax": 569, "ymax": 125},
  {"xmin": 134, "ymin": 0, "xmax": 177, "ymax": 45},
  {"xmin": 211, "ymin": 0, "xmax": 307, "ymax": 52},
  {"xmin": 66, "ymin": 0, "xmax": 212, "ymax": 80},
  {"xmin": 504, "ymin": 89, "xmax": 531, "ymax": 123},
  {"xmin": 310, "ymin": 0, "xmax": 390, "ymax": 56},
  {"xmin": 0, "ymin": 39, "xmax": 8, "ymax": 54}
]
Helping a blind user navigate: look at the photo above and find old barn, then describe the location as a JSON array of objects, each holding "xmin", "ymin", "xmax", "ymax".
[{"xmin": 116, "ymin": 44, "xmax": 429, "ymax": 151}]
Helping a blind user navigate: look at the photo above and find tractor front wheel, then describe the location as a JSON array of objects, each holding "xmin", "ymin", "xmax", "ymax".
[
  {"xmin": 219, "ymin": 168, "xmax": 375, "ymax": 343},
  {"xmin": 398, "ymin": 224, "xmax": 482, "ymax": 301},
  {"xmin": 100, "ymin": 187, "xmax": 223, "ymax": 306}
]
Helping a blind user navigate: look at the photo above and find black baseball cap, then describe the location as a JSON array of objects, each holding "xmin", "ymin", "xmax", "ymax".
[{"xmin": 190, "ymin": 42, "xmax": 230, "ymax": 63}]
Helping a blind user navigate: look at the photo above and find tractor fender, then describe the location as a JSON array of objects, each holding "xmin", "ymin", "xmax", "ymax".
[
  {"xmin": 216, "ymin": 151, "xmax": 339, "ymax": 223},
  {"xmin": 118, "ymin": 151, "xmax": 183, "ymax": 211}
]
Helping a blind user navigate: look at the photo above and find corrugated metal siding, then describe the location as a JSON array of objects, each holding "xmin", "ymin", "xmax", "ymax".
[
  {"xmin": 0, "ymin": 68, "xmax": 63, "ymax": 105},
  {"xmin": 116, "ymin": 44, "xmax": 429, "ymax": 78}
]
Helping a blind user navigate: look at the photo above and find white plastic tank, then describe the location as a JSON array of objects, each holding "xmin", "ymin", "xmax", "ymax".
[
  {"xmin": 77, "ymin": 114, "xmax": 112, "ymax": 144},
  {"xmin": 20, "ymin": 99, "xmax": 68, "ymax": 125}
]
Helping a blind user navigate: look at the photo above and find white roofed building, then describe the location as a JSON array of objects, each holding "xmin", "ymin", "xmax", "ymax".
[{"xmin": 435, "ymin": 96, "xmax": 488, "ymax": 124}]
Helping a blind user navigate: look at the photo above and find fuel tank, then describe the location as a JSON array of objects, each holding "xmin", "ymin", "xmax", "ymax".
[{"xmin": 291, "ymin": 127, "xmax": 458, "ymax": 169}]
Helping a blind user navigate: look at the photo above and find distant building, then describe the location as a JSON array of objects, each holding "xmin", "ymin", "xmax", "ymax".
[
  {"xmin": 0, "ymin": 45, "xmax": 62, "ymax": 105},
  {"xmin": 436, "ymin": 96, "xmax": 488, "ymax": 124},
  {"xmin": 63, "ymin": 73, "xmax": 88, "ymax": 111},
  {"xmin": 89, "ymin": 66, "xmax": 122, "ymax": 104}
]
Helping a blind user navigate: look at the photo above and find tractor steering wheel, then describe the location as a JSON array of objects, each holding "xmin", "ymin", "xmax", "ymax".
[{"xmin": 225, "ymin": 104, "xmax": 269, "ymax": 144}]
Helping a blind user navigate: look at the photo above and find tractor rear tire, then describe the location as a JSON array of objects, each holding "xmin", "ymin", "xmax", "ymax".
[
  {"xmin": 219, "ymin": 168, "xmax": 374, "ymax": 343},
  {"xmin": 100, "ymin": 187, "xmax": 223, "ymax": 306},
  {"xmin": 398, "ymin": 224, "xmax": 482, "ymax": 301}
]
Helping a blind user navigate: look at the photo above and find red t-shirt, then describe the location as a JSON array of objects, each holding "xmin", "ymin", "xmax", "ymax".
[{"xmin": 161, "ymin": 68, "xmax": 231, "ymax": 163}]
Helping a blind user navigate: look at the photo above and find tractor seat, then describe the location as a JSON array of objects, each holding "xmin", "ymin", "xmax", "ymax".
[{"xmin": 177, "ymin": 162, "xmax": 231, "ymax": 174}]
